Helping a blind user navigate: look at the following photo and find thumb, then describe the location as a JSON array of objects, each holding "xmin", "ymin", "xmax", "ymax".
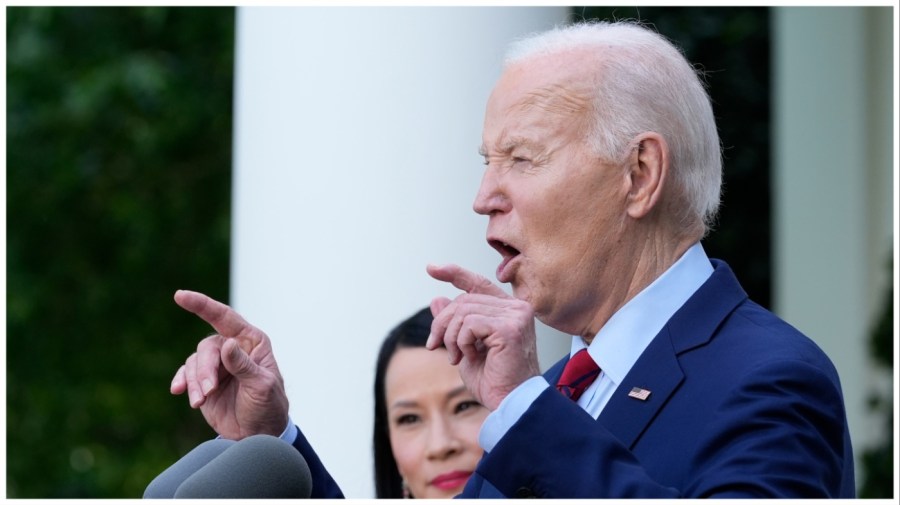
[{"xmin": 220, "ymin": 338, "xmax": 260, "ymax": 379}]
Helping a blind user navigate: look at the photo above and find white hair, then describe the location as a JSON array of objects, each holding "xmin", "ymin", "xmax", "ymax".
[{"xmin": 505, "ymin": 21, "xmax": 723, "ymax": 236}]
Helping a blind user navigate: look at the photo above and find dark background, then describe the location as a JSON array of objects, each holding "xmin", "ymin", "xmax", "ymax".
[
  {"xmin": 7, "ymin": 7, "xmax": 234, "ymax": 496},
  {"xmin": 5, "ymin": 6, "xmax": 893, "ymax": 497}
]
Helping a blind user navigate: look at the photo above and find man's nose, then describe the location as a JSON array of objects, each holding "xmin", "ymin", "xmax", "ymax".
[{"xmin": 473, "ymin": 166, "xmax": 509, "ymax": 216}]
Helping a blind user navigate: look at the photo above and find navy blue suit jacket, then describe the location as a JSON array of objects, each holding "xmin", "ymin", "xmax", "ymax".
[{"xmin": 296, "ymin": 260, "xmax": 855, "ymax": 498}]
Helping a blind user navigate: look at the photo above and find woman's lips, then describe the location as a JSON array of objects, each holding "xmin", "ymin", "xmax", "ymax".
[{"xmin": 431, "ymin": 470, "xmax": 473, "ymax": 491}]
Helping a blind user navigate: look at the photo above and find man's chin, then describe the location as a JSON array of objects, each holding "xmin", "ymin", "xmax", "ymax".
[{"xmin": 510, "ymin": 283, "xmax": 531, "ymax": 303}]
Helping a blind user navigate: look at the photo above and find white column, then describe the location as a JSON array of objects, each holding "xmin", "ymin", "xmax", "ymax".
[
  {"xmin": 231, "ymin": 7, "xmax": 570, "ymax": 497},
  {"xmin": 772, "ymin": 6, "xmax": 895, "ymax": 484}
]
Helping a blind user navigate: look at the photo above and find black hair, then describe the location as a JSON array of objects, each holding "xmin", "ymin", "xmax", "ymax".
[{"xmin": 372, "ymin": 306, "xmax": 434, "ymax": 498}]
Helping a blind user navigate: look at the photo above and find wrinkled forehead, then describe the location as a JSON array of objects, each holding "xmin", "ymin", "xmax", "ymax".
[
  {"xmin": 482, "ymin": 51, "xmax": 596, "ymax": 148},
  {"xmin": 488, "ymin": 49, "xmax": 598, "ymax": 119}
]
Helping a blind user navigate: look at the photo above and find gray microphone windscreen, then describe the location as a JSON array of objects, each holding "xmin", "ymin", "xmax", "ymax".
[
  {"xmin": 173, "ymin": 434, "xmax": 313, "ymax": 498},
  {"xmin": 143, "ymin": 438, "xmax": 236, "ymax": 498}
]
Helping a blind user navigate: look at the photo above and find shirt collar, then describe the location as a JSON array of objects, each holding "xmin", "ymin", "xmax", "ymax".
[{"xmin": 570, "ymin": 242, "xmax": 714, "ymax": 385}]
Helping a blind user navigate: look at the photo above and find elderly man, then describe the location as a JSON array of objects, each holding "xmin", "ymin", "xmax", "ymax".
[{"xmin": 169, "ymin": 21, "xmax": 854, "ymax": 498}]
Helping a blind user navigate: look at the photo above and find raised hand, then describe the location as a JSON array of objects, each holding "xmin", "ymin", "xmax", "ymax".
[
  {"xmin": 426, "ymin": 264, "xmax": 541, "ymax": 411},
  {"xmin": 169, "ymin": 290, "xmax": 289, "ymax": 440}
]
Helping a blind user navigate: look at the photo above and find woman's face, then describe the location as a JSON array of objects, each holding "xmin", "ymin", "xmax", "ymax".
[{"xmin": 385, "ymin": 346, "xmax": 488, "ymax": 498}]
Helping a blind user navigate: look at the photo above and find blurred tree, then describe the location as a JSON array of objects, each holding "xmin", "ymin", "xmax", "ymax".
[
  {"xmin": 572, "ymin": 7, "xmax": 772, "ymax": 307},
  {"xmin": 858, "ymin": 254, "xmax": 894, "ymax": 498},
  {"xmin": 7, "ymin": 7, "xmax": 234, "ymax": 497}
]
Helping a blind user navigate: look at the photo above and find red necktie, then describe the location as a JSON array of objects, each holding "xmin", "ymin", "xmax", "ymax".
[{"xmin": 556, "ymin": 349, "xmax": 601, "ymax": 402}]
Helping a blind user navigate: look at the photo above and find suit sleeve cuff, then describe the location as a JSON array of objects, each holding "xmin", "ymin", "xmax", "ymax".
[{"xmin": 478, "ymin": 376, "xmax": 549, "ymax": 453}]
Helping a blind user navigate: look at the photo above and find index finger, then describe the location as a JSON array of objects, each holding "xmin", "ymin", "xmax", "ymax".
[
  {"xmin": 426, "ymin": 263, "xmax": 509, "ymax": 298},
  {"xmin": 174, "ymin": 290, "xmax": 259, "ymax": 344}
]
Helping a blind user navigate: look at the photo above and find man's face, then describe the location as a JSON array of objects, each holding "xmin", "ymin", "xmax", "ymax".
[{"xmin": 476, "ymin": 52, "xmax": 629, "ymax": 334}]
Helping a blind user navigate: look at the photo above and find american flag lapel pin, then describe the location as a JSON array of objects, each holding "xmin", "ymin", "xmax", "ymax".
[{"xmin": 628, "ymin": 387, "xmax": 652, "ymax": 401}]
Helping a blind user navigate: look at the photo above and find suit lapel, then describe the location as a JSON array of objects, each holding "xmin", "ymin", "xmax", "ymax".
[
  {"xmin": 539, "ymin": 261, "xmax": 747, "ymax": 450},
  {"xmin": 598, "ymin": 329, "xmax": 683, "ymax": 449},
  {"xmin": 597, "ymin": 260, "xmax": 748, "ymax": 449},
  {"xmin": 542, "ymin": 337, "xmax": 684, "ymax": 450}
]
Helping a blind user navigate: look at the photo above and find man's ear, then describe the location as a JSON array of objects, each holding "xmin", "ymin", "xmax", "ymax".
[{"xmin": 625, "ymin": 132, "xmax": 669, "ymax": 219}]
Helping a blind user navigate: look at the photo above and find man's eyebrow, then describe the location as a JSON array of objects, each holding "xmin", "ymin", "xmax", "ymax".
[
  {"xmin": 500, "ymin": 136, "xmax": 540, "ymax": 153},
  {"xmin": 479, "ymin": 137, "xmax": 540, "ymax": 157}
]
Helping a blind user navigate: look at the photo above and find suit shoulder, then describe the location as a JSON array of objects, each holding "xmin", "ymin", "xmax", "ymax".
[{"xmin": 712, "ymin": 298, "xmax": 840, "ymax": 377}]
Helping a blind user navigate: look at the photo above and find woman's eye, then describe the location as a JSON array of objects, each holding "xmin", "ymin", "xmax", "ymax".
[
  {"xmin": 396, "ymin": 413, "xmax": 419, "ymax": 425},
  {"xmin": 455, "ymin": 400, "xmax": 482, "ymax": 414}
]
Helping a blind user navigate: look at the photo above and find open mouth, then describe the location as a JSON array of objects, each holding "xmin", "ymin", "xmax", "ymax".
[
  {"xmin": 489, "ymin": 239, "xmax": 520, "ymax": 260},
  {"xmin": 488, "ymin": 239, "xmax": 520, "ymax": 282}
]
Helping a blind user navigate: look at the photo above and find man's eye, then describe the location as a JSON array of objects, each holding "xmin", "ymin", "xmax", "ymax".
[{"xmin": 512, "ymin": 157, "xmax": 530, "ymax": 165}]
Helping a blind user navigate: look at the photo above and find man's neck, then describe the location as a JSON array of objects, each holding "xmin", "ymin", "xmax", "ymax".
[{"xmin": 581, "ymin": 232, "xmax": 699, "ymax": 343}]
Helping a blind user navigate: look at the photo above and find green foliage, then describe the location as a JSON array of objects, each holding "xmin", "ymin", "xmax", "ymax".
[
  {"xmin": 7, "ymin": 7, "xmax": 235, "ymax": 497},
  {"xmin": 573, "ymin": 6, "xmax": 772, "ymax": 307},
  {"xmin": 858, "ymin": 255, "xmax": 895, "ymax": 498}
]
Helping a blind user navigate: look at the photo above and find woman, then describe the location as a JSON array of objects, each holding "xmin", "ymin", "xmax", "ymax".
[{"xmin": 373, "ymin": 307, "xmax": 488, "ymax": 498}]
